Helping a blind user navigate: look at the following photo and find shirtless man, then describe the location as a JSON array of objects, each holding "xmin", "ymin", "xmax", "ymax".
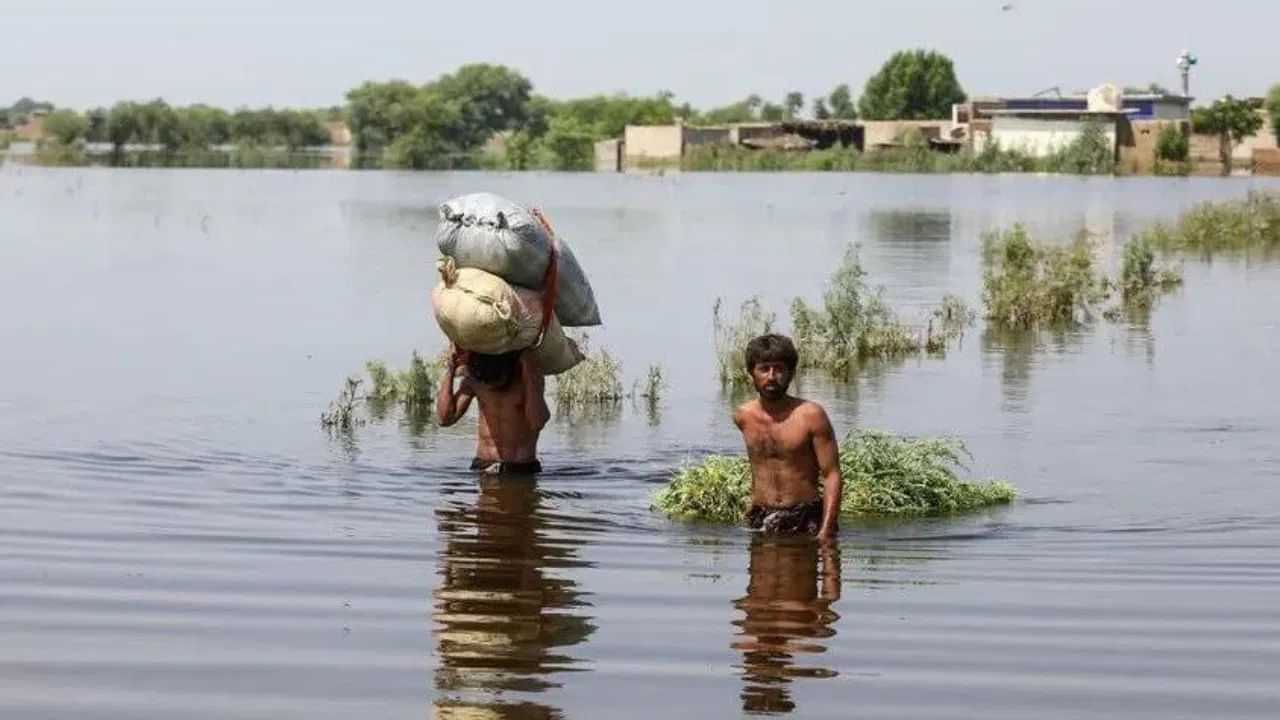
[
  {"xmin": 436, "ymin": 346, "xmax": 550, "ymax": 474},
  {"xmin": 733, "ymin": 334, "xmax": 843, "ymax": 540}
]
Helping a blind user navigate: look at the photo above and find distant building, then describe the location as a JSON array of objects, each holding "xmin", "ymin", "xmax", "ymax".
[
  {"xmin": 325, "ymin": 120, "xmax": 352, "ymax": 147},
  {"xmin": 14, "ymin": 109, "xmax": 48, "ymax": 142},
  {"xmin": 954, "ymin": 92, "xmax": 1192, "ymax": 125}
]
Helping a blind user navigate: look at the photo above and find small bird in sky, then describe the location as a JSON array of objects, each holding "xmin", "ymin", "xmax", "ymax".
[{"xmin": 1001, "ymin": 2, "xmax": 1015, "ymax": 10}]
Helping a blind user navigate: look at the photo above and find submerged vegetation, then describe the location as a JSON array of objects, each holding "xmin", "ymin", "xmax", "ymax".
[
  {"xmin": 320, "ymin": 351, "xmax": 442, "ymax": 432},
  {"xmin": 713, "ymin": 297, "xmax": 776, "ymax": 391},
  {"xmin": 652, "ymin": 430, "xmax": 1016, "ymax": 523},
  {"xmin": 1140, "ymin": 192, "xmax": 1280, "ymax": 256},
  {"xmin": 320, "ymin": 377, "xmax": 366, "ymax": 433},
  {"xmin": 553, "ymin": 334, "xmax": 667, "ymax": 414},
  {"xmin": 715, "ymin": 247, "xmax": 974, "ymax": 386},
  {"xmin": 982, "ymin": 225, "xmax": 1184, "ymax": 329},
  {"xmin": 553, "ymin": 335, "xmax": 625, "ymax": 409},
  {"xmin": 981, "ymin": 226, "xmax": 1111, "ymax": 329}
]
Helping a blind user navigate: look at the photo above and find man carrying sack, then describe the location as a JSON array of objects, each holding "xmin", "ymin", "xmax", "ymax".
[{"xmin": 433, "ymin": 194, "xmax": 597, "ymax": 475}]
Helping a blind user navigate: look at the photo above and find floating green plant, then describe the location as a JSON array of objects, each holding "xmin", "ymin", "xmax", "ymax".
[{"xmin": 653, "ymin": 430, "xmax": 1016, "ymax": 523}]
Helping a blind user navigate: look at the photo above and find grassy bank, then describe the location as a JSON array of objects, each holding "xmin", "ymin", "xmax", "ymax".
[{"xmin": 653, "ymin": 430, "xmax": 1016, "ymax": 523}]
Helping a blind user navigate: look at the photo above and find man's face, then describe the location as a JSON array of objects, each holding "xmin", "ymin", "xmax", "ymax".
[{"xmin": 750, "ymin": 360, "xmax": 792, "ymax": 401}]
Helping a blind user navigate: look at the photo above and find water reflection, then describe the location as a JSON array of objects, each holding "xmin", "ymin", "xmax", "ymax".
[
  {"xmin": 433, "ymin": 477, "xmax": 595, "ymax": 718},
  {"xmin": 732, "ymin": 537, "xmax": 842, "ymax": 715}
]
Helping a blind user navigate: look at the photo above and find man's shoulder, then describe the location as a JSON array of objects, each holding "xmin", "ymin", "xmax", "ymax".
[
  {"xmin": 733, "ymin": 399, "xmax": 761, "ymax": 423},
  {"xmin": 794, "ymin": 399, "xmax": 833, "ymax": 425}
]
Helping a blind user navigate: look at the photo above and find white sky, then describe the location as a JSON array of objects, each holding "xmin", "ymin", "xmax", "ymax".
[{"xmin": 3, "ymin": 0, "xmax": 1273, "ymax": 110}]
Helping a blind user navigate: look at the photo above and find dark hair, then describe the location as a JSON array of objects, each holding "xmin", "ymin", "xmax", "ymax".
[
  {"xmin": 466, "ymin": 351, "xmax": 520, "ymax": 389},
  {"xmin": 744, "ymin": 334, "xmax": 798, "ymax": 374}
]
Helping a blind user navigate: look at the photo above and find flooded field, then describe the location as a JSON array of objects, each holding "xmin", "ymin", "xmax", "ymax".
[{"xmin": 2, "ymin": 167, "xmax": 1279, "ymax": 719}]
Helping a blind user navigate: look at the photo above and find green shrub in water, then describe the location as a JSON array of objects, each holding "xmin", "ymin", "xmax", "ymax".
[
  {"xmin": 1118, "ymin": 234, "xmax": 1182, "ymax": 307},
  {"xmin": 653, "ymin": 430, "xmax": 1016, "ymax": 523},
  {"xmin": 365, "ymin": 350, "xmax": 441, "ymax": 413},
  {"xmin": 791, "ymin": 246, "xmax": 962, "ymax": 374},
  {"xmin": 1141, "ymin": 192, "xmax": 1280, "ymax": 256},
  {"xmin": 553, "ymin": 334, "xmax": 624, "ymax": 409},
  {"xmin": 982, "ymin": 225, "xmax": 1111, "ymax": 329},
  {"xmin": 713, "ymin": 297, "xmax": 775, "ymax": 391}
]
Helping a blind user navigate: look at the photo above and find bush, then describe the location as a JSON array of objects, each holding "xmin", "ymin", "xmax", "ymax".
[
  {"xmin": 1155, "ymin": 124, "xmax": 1189, "ymax": 162},
  {"xmin": 1042, "ymin": 122, "xmax": 1114, "ymax": 175},
  {"xmin": 552, "ymin": 334, "xmax": 625, "ymax": 409},
  {"xmin": 1118, "ymin": 235, "xmax": 1182, "ymax": 307},
  {"xmin": 713, "ymin": 297, "xmax": 775, "ymax": 390},
  {"xmin": 982, "ymin": 226, "xmax": 1111, "ymax": 329},
  {"xmin": 652, "ymin": 430, "xmax": 1016, "ymax": 523},
  {"xmin": 1141, "ymin": 192, "xmax": 1280, "ymax": 256}
]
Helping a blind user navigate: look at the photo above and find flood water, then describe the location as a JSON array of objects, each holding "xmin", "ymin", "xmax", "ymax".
[{"xmin": 2, "ymin": 167, "xmax": 1279, "ymax": 719}]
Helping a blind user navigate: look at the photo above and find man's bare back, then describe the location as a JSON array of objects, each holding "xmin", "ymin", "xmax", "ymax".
[
  {"xmin": 734, "ymin": 334, "xmax": 843, "ymax": 540},
  {"xmin": 436, "ymin": 348, "xmax": 550, "ymax": 470}
]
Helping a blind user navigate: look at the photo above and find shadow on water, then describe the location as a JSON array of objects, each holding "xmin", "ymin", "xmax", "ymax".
[
  {"xmin": 732, "ymin": 536, "xmax": 842, "ymax": 715},
  {"xmin": 432, "ymin": 476, "xmax": 597, "ymax": 719},
  {"xmin": 865, "ymin": 209, "xmax": 952, "ymax": 243}
]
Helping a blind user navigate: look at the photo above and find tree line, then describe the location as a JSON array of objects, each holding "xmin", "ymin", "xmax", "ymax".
[{"xmin": 11, "ymin": 49, "xmax": 1279, "ymax": 173}]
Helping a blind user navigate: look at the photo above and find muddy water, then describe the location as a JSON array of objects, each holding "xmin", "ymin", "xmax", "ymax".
[{"xmin": 2, "ymin": 167, "xmax": 1279, "ymax": 719}]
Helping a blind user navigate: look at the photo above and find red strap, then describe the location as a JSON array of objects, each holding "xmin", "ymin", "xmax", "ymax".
[{"xmin": 530, "ymin": 208, "xmax": 560, "ymax": 339}]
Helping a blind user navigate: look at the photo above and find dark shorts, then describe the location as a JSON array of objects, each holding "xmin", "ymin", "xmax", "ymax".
[
  {"xmin": 745, "ymin": 500, "xmax": 823, "ymax": 535},
  {"xmin": 470, "ymin": 458, "xmax": 543, "ymax": 476}
]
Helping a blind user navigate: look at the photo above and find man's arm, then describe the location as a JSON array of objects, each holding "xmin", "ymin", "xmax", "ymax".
[
  {"xmin": 520, "ymin": 351, "xmax": 550, "ymax": 431},
  {"xmin": 435, "ymin": 347, "xmax": 474, "ymax": 427},
  {"xmin": 810, "ymin": 405, "xmax": 843, "ymax": 541}
]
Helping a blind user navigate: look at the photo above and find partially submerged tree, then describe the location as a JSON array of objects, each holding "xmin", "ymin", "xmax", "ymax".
[
  {"xmin": 42, "ymin": 109, "xmax": 89, "ymax": 146},
  {"xmin": 1192, "ymin": 95, "xmax": 1264, "ymax": 175}
]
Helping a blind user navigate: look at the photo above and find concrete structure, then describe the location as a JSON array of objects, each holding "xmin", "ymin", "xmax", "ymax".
[
  {"xmin": 14, "ymin": 110, "xmax": 47, "ymax": 141},
  {"xmin": 985, "ymin": 110, "xmax": 1124, "ymax": 158},
  {"xmin": 1118, "ymin": 119, "xmax": 1189, "ymax": 175},
  {"xmin": 623, "ymin": 124, "xmax": 683, "ymax": 165},
  {"xmin": 325, "ymin": 121, "xmax": 352, "ymax": 147},
  {"xmin": 594, "ymin": 138, "xmax": 622, "ymax": 172},
  {"xmin": 621, "ymin": 123, "xmax": 731, "ymax": 168},
  {"xmin": 861, "ymin": 120, "xmax": 951, "ymax": 149},
  {"xmin": 956, "ymin": 93, "xmax": 1192, "ymax": 124}
]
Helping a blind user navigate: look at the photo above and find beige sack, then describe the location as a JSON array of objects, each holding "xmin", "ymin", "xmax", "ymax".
[
  {"xmin": 431, "ymin": 258, "xmax": 541, "ymax": 355},
  {"xmin": 431, "ymin": 257, "xmax": 585, "ymax": 374}
]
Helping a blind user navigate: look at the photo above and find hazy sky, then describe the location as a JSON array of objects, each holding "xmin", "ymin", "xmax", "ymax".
[{"xmin": 4, "ymin": 0, "xmax": 1274, "ymax": 110}]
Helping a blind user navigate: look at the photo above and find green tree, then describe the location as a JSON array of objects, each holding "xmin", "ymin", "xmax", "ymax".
[
  {"xmin": 345, "ymin": 80, "xmax": 422, "ymax": 152},
  {"xmin": 106, "ymin": 102, "xmax": 142, "ymax": 153},
  {"xmin": 784, "ymin": 92, "xmax": 804, "ymax": 119},
  {"xmin": 812, "ymin": 98, "xmax": 831, "ymax": 120},
  {"xmin": 1267, "ymin": 84, "xmax": 1280, "ymax": 143},
  {"xmin": 541, "ymin": 114, "xmax": 595, "ymax": 170},
  {"xmin": 858, "ymin": 49, "xmax": 966, "ymax": 120},
  {"xmin": 43, "ymin": 109, "xmax": 89, "ymax": 146},
  {"xmin": 85, "ymin": 107, "xmax": 109, "ymax": 143},
  {"xmin": 1192, "ymin": 95, "xmax": 1265, "ymax": 175},
  {"xmin": 427, "ymin": 63, "xmax": 532, "ymax": 150},
  {"xmin": 760, "ymin": 102, "xmax": 785, "ymax": 122},
  {"xmin": 380, "ymin": 91, "xmax": 465, "ymax": 169},
  {"xmin": 828, "ymin": 84, "xmax": 857, "ymax": 120},
  {"xmin": 700, "ymin": 96, "xmax": 762, "ymax": 124},
  {"xmin": 548, "ymin": 93, "xmax": 675, "ymax": 138}
]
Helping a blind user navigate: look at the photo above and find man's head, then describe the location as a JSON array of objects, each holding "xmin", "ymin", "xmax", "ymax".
[
  {"xmin": 466, "ymin": 350, "xmax": 521, "ymax": 390},
  {"xmin": 744, "ymin": 334, "xmax": 798, "ymax": 401}
]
